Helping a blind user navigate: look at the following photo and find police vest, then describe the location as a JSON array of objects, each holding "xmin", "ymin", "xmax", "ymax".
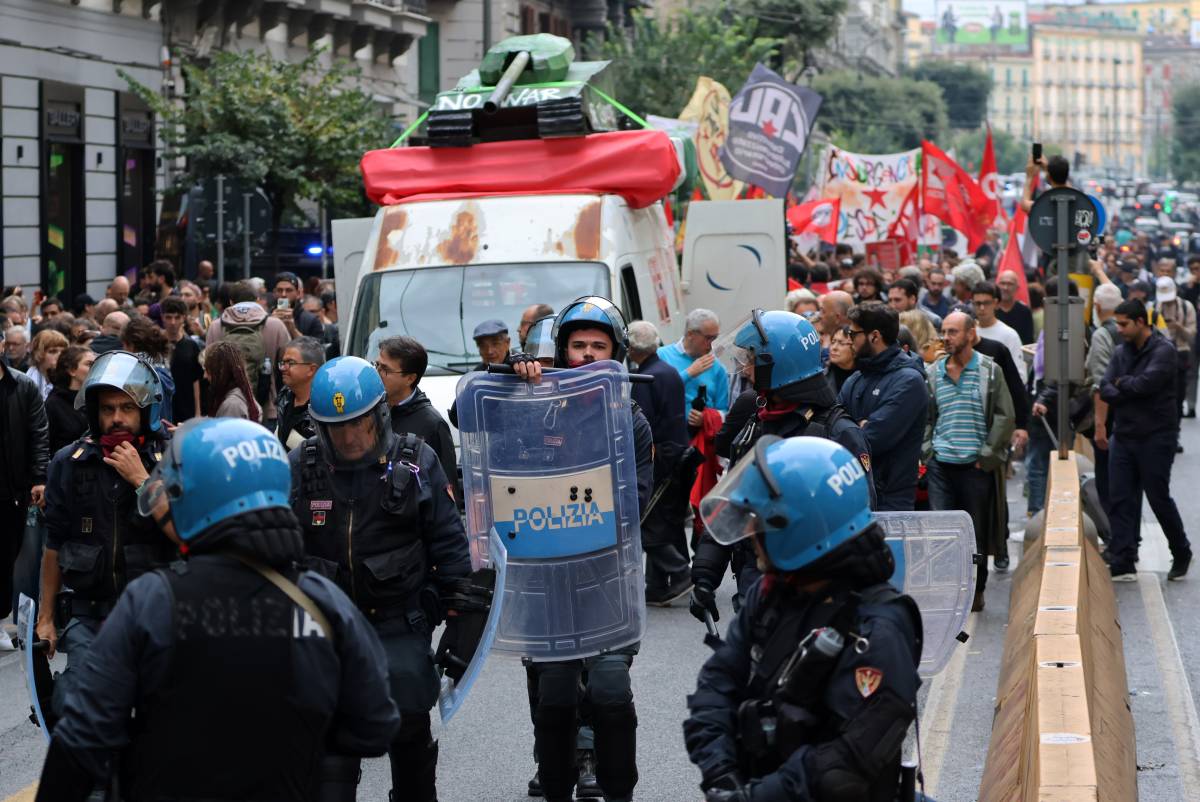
[
  {"xmin": 293, "ymin": 434, "xmax": 428, "ymax": 616},
  {"xmin": 740, "ymin": 580, "xmax": 920, "ymax": 790},
  {"xmin": 56, "ymin": 440, "xmax": 174, "ymax": 603},
  {"xmin": 125, "ymin": 555, "xmax": 333, "ymax": 802},
  {"xmin": 729, "ymin": 404, "xmax": 852, "ymax": 466}
]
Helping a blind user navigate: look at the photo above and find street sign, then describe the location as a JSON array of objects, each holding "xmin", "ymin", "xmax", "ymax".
[{"xmin": 1028, "ymin": 187, "xmax": 1100, "ymax": 254}]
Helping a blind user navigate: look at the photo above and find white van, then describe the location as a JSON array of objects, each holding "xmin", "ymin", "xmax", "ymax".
[{"xmin": 333, "ymin": 192, "xmax": 687, "ymax": 434}]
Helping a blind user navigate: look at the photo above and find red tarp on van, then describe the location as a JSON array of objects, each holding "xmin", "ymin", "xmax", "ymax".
[{"xmin": 360, "ymin": 129, "xmax": 680, "ymax": 210}]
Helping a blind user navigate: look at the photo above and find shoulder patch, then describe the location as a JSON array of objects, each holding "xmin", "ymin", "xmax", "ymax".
[
  {"xmin": 855, "ymin": 666, "xmax": 884, "ymax": 698},
  {"xmin": 71, "ymin": 447, "xmax": 85, "ymax": 460},
  {"xmin": 859, "ymin": 453, "xmax": 871, "ymax": 473}
]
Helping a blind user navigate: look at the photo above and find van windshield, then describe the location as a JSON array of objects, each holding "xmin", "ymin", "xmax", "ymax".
[{"xmin": 348, "ymin": 262, "xmax": 610, "ymax": 375}]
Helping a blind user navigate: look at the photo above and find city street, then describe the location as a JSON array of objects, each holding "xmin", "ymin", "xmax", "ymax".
[{"xmin": 1, "ymin": 417, "xmax": 1199, "ymax": 800}]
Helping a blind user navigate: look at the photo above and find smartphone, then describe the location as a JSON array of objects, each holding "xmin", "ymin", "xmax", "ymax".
[
  {"xmin": 276, "ymin": 298, "xmax": 290, "ymax": 310},
  {"xmin": 1032, "ymin": 142, "xmax": 1043, "ymax": 161}
]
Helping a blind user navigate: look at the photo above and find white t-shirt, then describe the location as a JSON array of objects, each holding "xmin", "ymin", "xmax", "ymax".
[{"xmin": 978, "ymin": 319, "xmax": 1028, "ymax": 383}]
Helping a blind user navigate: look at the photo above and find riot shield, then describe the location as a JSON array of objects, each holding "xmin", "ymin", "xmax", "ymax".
[
  {"xmin": 16, "ymin": 593, "xmax": 53, "ymax": 742},
  {"xmin": 876, "ymin": 511, "xmax": 976, "ymax": 677},
  {"xmin": 456, "ymin": 360, "xmax": 645, "ymax": 661},
  {"xmin": 437, "ymin": 529, "xmax": 508, "ymax": 725}
]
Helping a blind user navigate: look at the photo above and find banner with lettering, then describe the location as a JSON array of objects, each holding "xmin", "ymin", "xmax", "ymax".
[{"xmin": 816, "ymin": 147, "xmax": 920, "ymax": 249}]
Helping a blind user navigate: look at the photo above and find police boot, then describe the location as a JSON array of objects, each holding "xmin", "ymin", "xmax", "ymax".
[
  {"xmin": 389, "ymin": 712, "xmax": 438, "ymax": 802},
  {"xmin": 533, "ymin": 705, "xmax": 578, "ymax": 802},
  {"xmin": 592, "ymin": 703, "xmax": 638, "ymax": 801},
  {"xmin": 575, "ymin": 749, "xmax": 602, "ymax": 799}
]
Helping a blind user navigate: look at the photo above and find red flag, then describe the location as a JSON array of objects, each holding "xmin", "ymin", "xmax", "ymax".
[
  {"xmin": 995, "ymin": 174, "xmax": 1038, "ymax": 304},
  {"xmin": 887, "ymin": 183, "xmax": 921, "ymax": 249},
  {"xmin": 978, "ymin": 127, "xmax": 1007, "ymax": 226},
  {"xmin": 920, "ymin": 141, "xmax": 991, "ymax": 252},
  {"xmin": 787, "ymin": 198, "xmax": 840, "ymax": 244}
]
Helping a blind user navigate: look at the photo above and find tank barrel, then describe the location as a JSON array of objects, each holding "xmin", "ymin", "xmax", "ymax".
[{"xmin": 484, "ymin": 50, "xmax": 531, "ymax": 114}]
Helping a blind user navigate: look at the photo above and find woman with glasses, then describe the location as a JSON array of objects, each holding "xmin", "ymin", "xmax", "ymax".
[
  {"xmin": 274, "ymin": 336, "xmax": 325, "ymax": 449},
  {"xmin": 826, "ymin": 325, "xmax": 858, "ymax": 394}
]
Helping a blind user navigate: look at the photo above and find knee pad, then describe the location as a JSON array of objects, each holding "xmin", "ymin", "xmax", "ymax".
[
  {"xmin": 535, "ymin": 662, "xmax": 583, "ymax": 708},
  {"xmin": 395, "ymin": 709, "xmax": 432, "ymax": 746},
  {"xmin": 586, "ymin": 656, "xmax": 633, "ymax": 708},
  {"xmin": 314, "ymin": 755, "xmax": 361, "ymax": 802}
]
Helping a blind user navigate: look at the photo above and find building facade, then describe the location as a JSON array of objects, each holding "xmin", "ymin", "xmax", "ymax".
[{"xmin": 986, "ymin": 53, "xmax": 1035, "ymax": 141}]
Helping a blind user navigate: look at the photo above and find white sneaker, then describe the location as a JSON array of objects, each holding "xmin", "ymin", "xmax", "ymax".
[{"xmin": 0, "ymin": 630, "xmax": 14, "ymax": 651}]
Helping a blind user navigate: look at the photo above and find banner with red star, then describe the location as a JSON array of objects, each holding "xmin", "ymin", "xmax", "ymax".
[{"xmin": 815, "ymin": 146, "xmax": 920, "ymax": 250}]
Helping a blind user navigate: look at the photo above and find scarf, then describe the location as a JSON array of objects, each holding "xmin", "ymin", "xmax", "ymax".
[{"xmin": 99, "ymin": 431, "xmax": 145, "ymax": 458}]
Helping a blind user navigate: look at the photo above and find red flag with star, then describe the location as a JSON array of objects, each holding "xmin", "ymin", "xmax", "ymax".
[
  {"xmin": 920, "ymin": 141, "xmax": 991, "ymax": 252},
  {"xmin": 887, "ymin": 182, "xmax": 920, "ymax": 250}
]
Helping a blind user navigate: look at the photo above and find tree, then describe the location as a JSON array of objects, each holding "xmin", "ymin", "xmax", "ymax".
[
  {"xmin": 812, "ymin": 72, "xmax": 948, "ymax": 152},
  {"xmin": 586, "ymin": 11, "xmax": 783, "ymax": 120},
  {"xmin": 122, "ymin": 50, "xmax": 393, "ymax": 268},
  {"xmin": 1173, "ymin": 83, "xmax": 1200, "ymax": 182},
  {"xmin": 729, "ymin": 0, "xmax": 847, "ymax": 77},
  {"xmin": 949, "ymin": 126, "xmax": 1027, "ymax": 174},
  {"xmin": 908, "ymin": 62, "xmax": 993, "ymax": 130}
]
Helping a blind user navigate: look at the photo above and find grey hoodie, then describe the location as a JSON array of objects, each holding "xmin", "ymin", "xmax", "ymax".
[{"xmin": 205, "ymin": 302, "xmax": 290, "ymax": 419}]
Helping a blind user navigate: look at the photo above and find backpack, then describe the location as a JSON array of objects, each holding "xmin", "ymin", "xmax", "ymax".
[{"xmin": 223, "ymin": 318, "xmax": 270, "ymax": 405}]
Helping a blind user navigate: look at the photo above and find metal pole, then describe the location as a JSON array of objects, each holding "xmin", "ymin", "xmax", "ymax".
[
  {"xmin": 320, "ymin": 205, "xmax": 329, "ymax": 279},
  {"xmin": 215, "ymin": 174, "xmax": 225, "ymax": 282},
  {"xmin": 1054, "ymin": 194, "xmax": 1071, "ymax": 461},
  {"xmin": 243, "ymin": 193, "xmax": 252, "ymax": 280}
]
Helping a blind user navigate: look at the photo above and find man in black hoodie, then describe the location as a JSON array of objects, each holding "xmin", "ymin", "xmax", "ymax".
[
  {"xmin": 838, "ymin": 303, "xmax": 929, "ymax": 511},
  {"xmin": 376, "ymin": 336, "xmax": 458, "ymax": 499}
]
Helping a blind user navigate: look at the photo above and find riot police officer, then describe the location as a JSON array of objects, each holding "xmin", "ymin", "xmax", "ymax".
[
  {"xmin": 507, "ymin": 296, "xmax": 654, "ymax": 802},
  {"xmin": 683, "ymin": 436, "xmax": 922, "ymax": 802},
  {"xmin": 35, "ymin": 417, "xmax": 399, "ymax": 802},
  {"xmin": 691, "ymin": 311, "xmax": 875, "ymax": 625},
  {"xmin": 290, "ymin": 356, "xmax": 481, "ymax": 802},
  {"xmin": 37, "ymin": 350, "xmax": 176, "ymax": 719}
]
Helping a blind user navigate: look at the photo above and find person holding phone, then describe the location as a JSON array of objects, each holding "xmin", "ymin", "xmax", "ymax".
[
  {"xmin": 1021, "ymin": 144, "xmax": 1071, "ymax": 214},
  {"xmin": 271, "ymin": 271, "xmax": 325, "ymax": 340}
]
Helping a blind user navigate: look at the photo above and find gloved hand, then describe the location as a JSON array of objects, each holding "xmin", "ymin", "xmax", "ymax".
[
  {"xmin": 703, "ymin": 772, "xmax": 750, "ymax": 802},
  {"xmin": 690, "ymin": 581, "xmax": 719, "ymax": 624},
  {"xmin": 435, "ymin": 619, "xmax": 469, "ymax": 683},
  {"xmin": 505, "ymin": 352, "xmax": 539, "ymax": 367}
]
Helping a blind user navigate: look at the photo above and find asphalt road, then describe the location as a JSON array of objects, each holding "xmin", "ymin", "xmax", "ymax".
[{"xmin": 4, "ymin": 414, "xmax": 1200, "ymax": 801}]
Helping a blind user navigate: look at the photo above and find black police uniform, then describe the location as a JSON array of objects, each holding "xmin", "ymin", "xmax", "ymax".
[
  {"xmin": 518, "ymin": 395, "xmax": 654, "ymax": 802},
  {"xmin": 37, "ymin": 518, "xmax": 399, "ymax": 802},
  {"xmin": 684, "ymin": 534, "xmax": 922, "ymax": 802},
  {"xmin": 290, "ymin": 432, "xmax": 471, "ymax": 801},
  {"xmin": 42, "ymin": 434, "xmax": 175, "ymax": 719},
  {"xmin": 695, "ymin": 380, "xmax": 876, "ymax": 613}
]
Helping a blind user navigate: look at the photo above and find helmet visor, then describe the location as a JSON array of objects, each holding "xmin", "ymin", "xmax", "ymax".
[
  {"xmin": 524, "ymin": 316, "xmax": 556, "ymax": 362},
  {"xmin": 75, "ymin": 351, "xmax": 161, "ymax": 412},
  {"xmin": 699, "ymin": 435, "xmax": 783, "ymax": 545},
  {"xmin": 136, "ymin": 430, "xmax": 185, "ymax": 521},
  {"xmin": 315, "ymin": 401, "xmax": 391, "ymax": 468}
]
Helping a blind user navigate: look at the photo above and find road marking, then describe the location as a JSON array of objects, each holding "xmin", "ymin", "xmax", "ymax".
[
  {"xmin": 1138, "ymin": 571, "xmax": 1200, "ymax": 796},
  {"xmin": 911, "ymin": 609, "xmax": 977, "ymax": 796},
  {"xmin": 2, "ymin": 783, "xmax": 36, "ymax": 802}
]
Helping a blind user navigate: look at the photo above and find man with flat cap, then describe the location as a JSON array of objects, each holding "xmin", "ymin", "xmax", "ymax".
[{"xmin": 450, "ymin": 319, "xmax": 513, "ymax": 429}]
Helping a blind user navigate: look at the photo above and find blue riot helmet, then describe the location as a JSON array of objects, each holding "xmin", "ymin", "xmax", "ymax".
[
  {"xmin": 522, "ymin": 315, "xmax": 557, "ymax": 366},
  {"xmin": 75, "ymin": 350, "xmax": 164, "ymax": 435},
  {"xmin": 552, "ymin": 296, "xmax": 629, "ymax": 367},
  {"xmin": 700, "ymin": 436, "xmax": 874, "ymax": 572},
  {"xmin": 732, "ymin": 309, "xmax": 823, "ymax": 392},
  {"xmin": 309, "ymin": 356, "xmax": 394, "ymax": 467},
  {"xmin": 137, "ymin": 418, "xmax": 291, "ymax": 541}
]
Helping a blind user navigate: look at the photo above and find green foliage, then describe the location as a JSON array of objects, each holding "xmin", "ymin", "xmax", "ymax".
[
  {"xmin": 949, "ymin": 127, "xmax": 1026, "ymax": 174},
  {"xmin": 121, "ymin": 49, "xmax": 393, "ymax": 231},
  {"xmin": 731, "ymin": 0, "xmax": 847, "ymax": 71},
  {"xmin": 812, "ymin": 72, "xmax": 948, "ymax": 152},
  {"xmin": 908, "ymin": 62, "xmax": 993, "ymax": 130},
  {"xmin": 1173, "ymin": 83, "xmax": 1200, "ymax": 183},
  {"xmin": 585, "ymin": 10, "xmax": 783, "ymax": 119}
]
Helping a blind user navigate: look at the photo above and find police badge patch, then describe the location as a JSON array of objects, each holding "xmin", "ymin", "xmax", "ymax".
[
  {"xmin": 312, "ymin": 511, "xmax": 327, "ymax": 527},
  {"xmin": 855, "ymin": 667, "xmax": 883, "ymax": 698}
]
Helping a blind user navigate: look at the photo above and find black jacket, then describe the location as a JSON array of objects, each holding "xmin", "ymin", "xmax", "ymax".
[
  {"xmin": 390, "ymin": 388, "xmax": 458, "ymax": 491},
  {"xmin": 839, "ymin": 346, "xmax": 929, "ymax": 511},
  {"xmin": 0, "ymin": 364, "xmax": 49, "ymax": 504},
  {"xmin": 1100, "ymin": 329, "xmax": 1179, "ymax": 440},
  {"xmin": 49, "ymin": 516, "xmax": 399, "ymax": 792},
  {"xmin": 275, "ymin": 386, "xmax": 316, "ymax": 450},
  {"xmin": 631, "ymin": 353, "xmax": 689, "ymax": 463},
  {"xmin": 45, "ymin": 386, "xmax": 88, "ymax": 457}
]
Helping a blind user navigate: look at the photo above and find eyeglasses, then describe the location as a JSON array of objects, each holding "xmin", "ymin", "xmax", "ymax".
[
  {"xmin": 374, "ymin": 361, "xmax": 410, "ymax": 377},
  {"xmin": 848, "ymin": 328, "xmax": 869, "ymax": 340},
  {"xmin": 690, "ymin": 331, "xmax": 719, "ymax": 342},
  {"xmin": 278, "ymin": 359, "xmax": 314, "ymax": 369}
]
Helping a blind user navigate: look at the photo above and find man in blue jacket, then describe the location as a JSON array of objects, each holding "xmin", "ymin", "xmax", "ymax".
[
  {"xmin": 1101, "ymin": 298, "xmax": 1192, "ymax": 581},
  {"xmin": 839, "ymin": 303, "xmax": 930, "ymax": 511}
]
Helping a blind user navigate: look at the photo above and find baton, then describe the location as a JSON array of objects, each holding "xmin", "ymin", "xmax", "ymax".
[
  {"xmin": 485, "ymin": 363, "xmax": 654, "ymax": 383},
  {"xmin": 702, "ymin": 610, "xmax": 723, "ymax": 650}
]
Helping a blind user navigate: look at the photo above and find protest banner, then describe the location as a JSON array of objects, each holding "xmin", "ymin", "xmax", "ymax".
[{"xmin": 816, "ymin": 147, "xmax": 920, "ymax": 249}]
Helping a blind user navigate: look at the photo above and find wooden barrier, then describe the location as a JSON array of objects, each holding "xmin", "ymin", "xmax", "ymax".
[{"xmin": 978, "ymin": 454, "xmax": 1137, "ymax": 802}]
